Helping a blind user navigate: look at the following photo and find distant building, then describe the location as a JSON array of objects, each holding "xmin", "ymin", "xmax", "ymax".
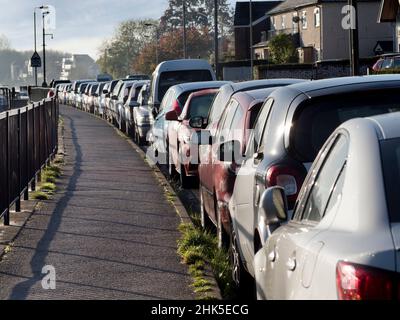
[
  {"xmin": 60, "ymin": 54, "xmax": 99, "ymax": 80},
  {"xmin": 267, "ymin": 0, "xmax": 393, "ymax": 63},
  {"xmin": 234, "ymin": 1, "xmax": 282, "ymax": 60},
  {"xmin": 378, "ymin": 0, "xmax": 400, "ymax": 52}
]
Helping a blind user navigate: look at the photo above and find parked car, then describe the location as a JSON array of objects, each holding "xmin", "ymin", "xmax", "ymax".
[
  {"xmin": 126, "ymin": 74, "xmax": 150, "ymax": 81},
  {"xmin": 255, "ymin": 111, "xmax": 400, "ymax": 300},
  {"xmin": 167, "ymin": 89, "xmax": 219, "ymax": 188},
  {"xmin": 372, "ymin": 53, "xmax": 400, "ymax": 72},
  {"xmin": 122, "ymin": 80, "xmax": 151, "ymax": 143},
  {"xmin": 50, "ymin": 79, "xmax": 71, "ymax": 88},
  {"xmin": 113, "ymin": 80, "xmax": 136, "ymax": 131},
  {"xmin": 107, "ymin": 79, "xmax": 133, "ymax": 125},
  {"xmin": 148, "ymin": 59, "xmax": 216, "ymax": 117},
  {"xmin": 71, "ymin": 80, "xmax": 95, "ymax": 107},
  {"xmin": 149, "ymin": 81, "xmax": 229, "ymax": 166},
  {"xmin": 94, "ymin": 82, "xmax": 107, "ymax": 116},
  {"xmin": 99, "ymin": 82, "xmax": 112, "ymax": 117},
  {"xmin": 104, "ymin": 80, "xmax": 120, "ymax": 121},
  {"xmin": 197, "ymin": 79, "xmax": 307, "ymax": 247},
  {"xmin": 75, "ymin": 82, "xmax": 94, "ymax": 109},
  {"xmin": 229, "ymin": 75, "xmax": 400, "ymax": 292},
  {"xmin": 87, "ymin": 83, "xmax": 99, "ymax": 113}
]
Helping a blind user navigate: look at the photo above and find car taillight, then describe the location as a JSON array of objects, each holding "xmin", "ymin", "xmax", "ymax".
[
  {"xmin": 266, "ymin": 165, "xmax": 304, "ymax": 207},
  {"xmin": 336, "ymin": 261, "xmax": 399, "ymax": 300},
  {"xmin": 47, "ymin": 90, "xmax": 55, "ymax": 98},
  {"xmin": 172, "ymin": 99, "xmax": 182, "ymax": 115}
]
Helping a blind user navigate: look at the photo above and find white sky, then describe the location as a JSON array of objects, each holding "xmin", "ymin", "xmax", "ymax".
[{"xmin": 0, "ymin": 0, "xmax": 269, "ymax": 59}]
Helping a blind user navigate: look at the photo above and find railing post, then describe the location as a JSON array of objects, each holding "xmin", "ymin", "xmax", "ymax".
[
  {"xmin": 4, "ymin": 111, "xmax": 10, "ymax": 226},
  {"xmin": 15, "ymin": 109, "xmax": 21, "ymax": 213},
  {"xmin": 31, "ymin": 104, "xmax": 36, "ymax": 192},
  {"xmin": 24, "ymin": 107, "xmax": 29, "ymax": 201}
]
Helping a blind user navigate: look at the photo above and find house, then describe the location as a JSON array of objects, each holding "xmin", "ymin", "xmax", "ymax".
[
  {"xmin": 60, "ymin": 54, "xmax": 99, "ymax": 80},
  {"xmin": 378, "ymin": 0, "xmax": 400, "ymax": 52},
  {"xmin": 267, "ymin": 0, "xmax": 393, "ymax": 63},
  {"xmin": 234, "ymin": 1, "xmax": 282, "ymax": 60}
]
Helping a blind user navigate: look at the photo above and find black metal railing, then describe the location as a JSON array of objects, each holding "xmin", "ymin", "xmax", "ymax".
[{"xmin": 0, "ymin": 97, "xmax": 58, "ymax": 225}]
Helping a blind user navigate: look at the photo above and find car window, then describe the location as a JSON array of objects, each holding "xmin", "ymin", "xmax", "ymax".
[
  {"xmin": 291, "ymin": 90, "xmax": 400, "ymax": 163},
  {"xmin": 218, "ymin": 100, "xmax": 239, "ymax": 143},
  {"xmin": 301, "ymin": 134, "xmax": 348, "ymax": 223},
  {"xmin": 158, "ymin": 70, "xmax": 213, "ymax": 103},
  {"xmin": 187, "ymin": 93, "xmax": 216, "ymax": 119},
  {"xmin": 394, "ymin": 58, "xmax": 400, "ymax": 69},
  {"xmin": 253, "ymin": 98, "xmax": 274, "ymax": 152},
  {"xmin": 382, "ymin": 58, "xmax": 394, "ymax": 69},
  {"xmin": 380, "ymin": 138, "xmax": 400, "ymax": 223}
]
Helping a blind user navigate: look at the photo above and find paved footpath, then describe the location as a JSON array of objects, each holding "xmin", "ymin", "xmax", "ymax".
[{"xmin": 0, "ymin": 105, "xmax": 194, "ymax": 300}]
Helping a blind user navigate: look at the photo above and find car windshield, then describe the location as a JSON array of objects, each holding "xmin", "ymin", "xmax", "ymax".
[
  {"xmin": 158, "ymin": 70, "xmax": 213, "ymax": 102},
  {"xmin": 292, "ymin": 89, "xmax": 400, "ymax": 162},
  {"xmin": 381, "ymin": 138, "xmax": 400, "ymax": 223},
  {"xmin": 186, "ymin": 93, "xmax": 216, "ymax": 119}
]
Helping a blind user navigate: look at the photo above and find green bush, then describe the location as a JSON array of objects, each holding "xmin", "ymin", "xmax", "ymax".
[{"xmin": 268, "ymin": 33, "xmax": 298, "ymax": 64}]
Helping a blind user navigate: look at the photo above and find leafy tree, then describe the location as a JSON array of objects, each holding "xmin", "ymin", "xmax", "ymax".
[
  {"xmin": 268, "ymin": 34, "xmax": 298, "ymax": 64},
  {"xmin": 133, "ymin": 27, "xmax": 213, "ymax": 75},
  {"xmin": 97, "ymin": 19, "xmax": 157, "ymax": 78},
  {"xmin": 0, "ymin": 35, "xmax": 11, "ymax": 50}
]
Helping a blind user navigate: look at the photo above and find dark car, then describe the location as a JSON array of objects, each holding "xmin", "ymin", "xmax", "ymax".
[
  {"xmin": 372, "ymin": 53, "xmax": 400, "ymax": 72},
  {"xmin": 229, "ymin": 75, "xmax": 400, "ymax": 290}
]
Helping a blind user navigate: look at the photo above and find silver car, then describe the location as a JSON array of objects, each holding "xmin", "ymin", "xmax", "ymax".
[{"xmin": 255, "ymin": 112, "xmax": 400, "ymax": 300}]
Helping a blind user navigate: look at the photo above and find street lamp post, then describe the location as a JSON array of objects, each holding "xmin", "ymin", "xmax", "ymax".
[
  {"xmin": 33, "ymin": 5, "xmax": 48, "ymax": 86},
  {"xmin": 183, "ymin": 0, "xmax": 187, "ymax": 59},
  {"xmin": 214, "ymin": 0, "xmax": 219, "ymax": 79},
  {"xmin": 145, "ymin": 23, "xmax": 159, "ymax": 65},
  {"xmin": 249, "ymin": 0, "xmax": 254, "ymax": 80},
  {"xmin": 42, "ymin": 11, "xmax": 49, "ymax": 87}
]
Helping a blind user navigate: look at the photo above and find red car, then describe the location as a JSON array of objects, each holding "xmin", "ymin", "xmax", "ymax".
[
  {"xmin": 167, "ymin": 89, "xmax": 218, "ymax": 188},
  {"xmin": 198, "ymin": 88, "xmax": 278, "ymax": 247}
]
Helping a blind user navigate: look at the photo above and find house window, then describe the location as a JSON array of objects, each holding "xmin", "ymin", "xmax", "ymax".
[
  {"xmin": 281, "ymin": 15, "xmax": 286, "ymax": 29},
  {"xmin": 314, "ymin": 8, "xmax": 321, "ymax": 27},
  {"xmin": 293, "ymin": 12, "xmax": 299, "ymax": 32},
  {"xmin": 302, "ymin": 10, "xmax": 308, "ymax": 29},
  {"xmin": 271, "ymin": 16, "xmax": 276, "ymax": 30}
]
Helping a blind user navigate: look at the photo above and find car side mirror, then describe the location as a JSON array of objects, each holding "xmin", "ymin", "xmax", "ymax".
[
  {"xmin": 218, "ymin": 140, "xmax": 241, "ymax": 162},
  {"xmin": 103, "ymin": 90, "xmax": 108, "ymax": 94},
  {"xmin": 165, "ymin": 110, "xmax": 179, "ymax": 121},
  {"xmin": 259, "ymin": 187, "xmax": 288, "ymax": 240},
  {"xmin": 189, "ymin": 116, "xmax": 206, "ymax": 129}
]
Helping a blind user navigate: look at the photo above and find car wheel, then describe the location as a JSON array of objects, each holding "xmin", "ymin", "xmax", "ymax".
[
  {"xmin": 200, "ymin": 186, "xmax": 213, "ymax": 231},
  {"xmin": 230, "ymin": 228, "xmax": 255, "ymax": 298}
]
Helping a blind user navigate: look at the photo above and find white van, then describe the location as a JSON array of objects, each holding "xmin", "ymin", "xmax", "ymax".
[{"xmin": 148, "ymin": 59, "xmax": 216, "ymax": 114}]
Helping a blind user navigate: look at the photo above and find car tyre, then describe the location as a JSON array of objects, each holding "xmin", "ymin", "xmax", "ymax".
[{"xmin": 230, "ymin": 228, "xmax": 256, "ymax": 298}]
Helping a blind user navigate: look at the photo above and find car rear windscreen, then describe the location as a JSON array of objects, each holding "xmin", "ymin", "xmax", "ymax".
[
  {"xmin": 158, "ymin": 70, "xmax": 213, "ymax": 102},
  {"xmin": 292, "ymin": 90, "xmax": 400, "ymax": 162},
  {"xmin": 381, "ymin": 138, "xmax": 400, "ymax": 223}
]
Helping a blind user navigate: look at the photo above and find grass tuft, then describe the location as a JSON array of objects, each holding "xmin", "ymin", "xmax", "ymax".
[{"xmin": 31, "ymin": 191, "xmax": 49, "ymax": 200}]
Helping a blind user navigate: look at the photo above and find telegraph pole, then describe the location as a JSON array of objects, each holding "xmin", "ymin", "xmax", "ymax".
[
  {"xmin": 349, "ymin": 0, "xmax": 360, "ymax": 76},
  {"xmin": 214, "ymin": 0, "xmax": 219, "ymax": 78},
  {"xmin": 249, "ymin": 0, "xmax": 254, "ymax": 80},
  {"xmin": 183, "ymin": 0, "xmax": 187, "ymax": 59}
]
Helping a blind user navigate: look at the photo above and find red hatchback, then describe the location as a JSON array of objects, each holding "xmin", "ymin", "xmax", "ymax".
[
  {"xmin": 167, "ymin": 89, "xmax": 218, "ymax": 188},
  {"xmin": 198, "ymin": 88, "xmax": 279, "ymax": 247}
]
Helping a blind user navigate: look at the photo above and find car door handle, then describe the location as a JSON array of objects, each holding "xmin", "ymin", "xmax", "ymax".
[{"xmin": 287, "ymin": 257, "xmax": 296, "ymax": 271}]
